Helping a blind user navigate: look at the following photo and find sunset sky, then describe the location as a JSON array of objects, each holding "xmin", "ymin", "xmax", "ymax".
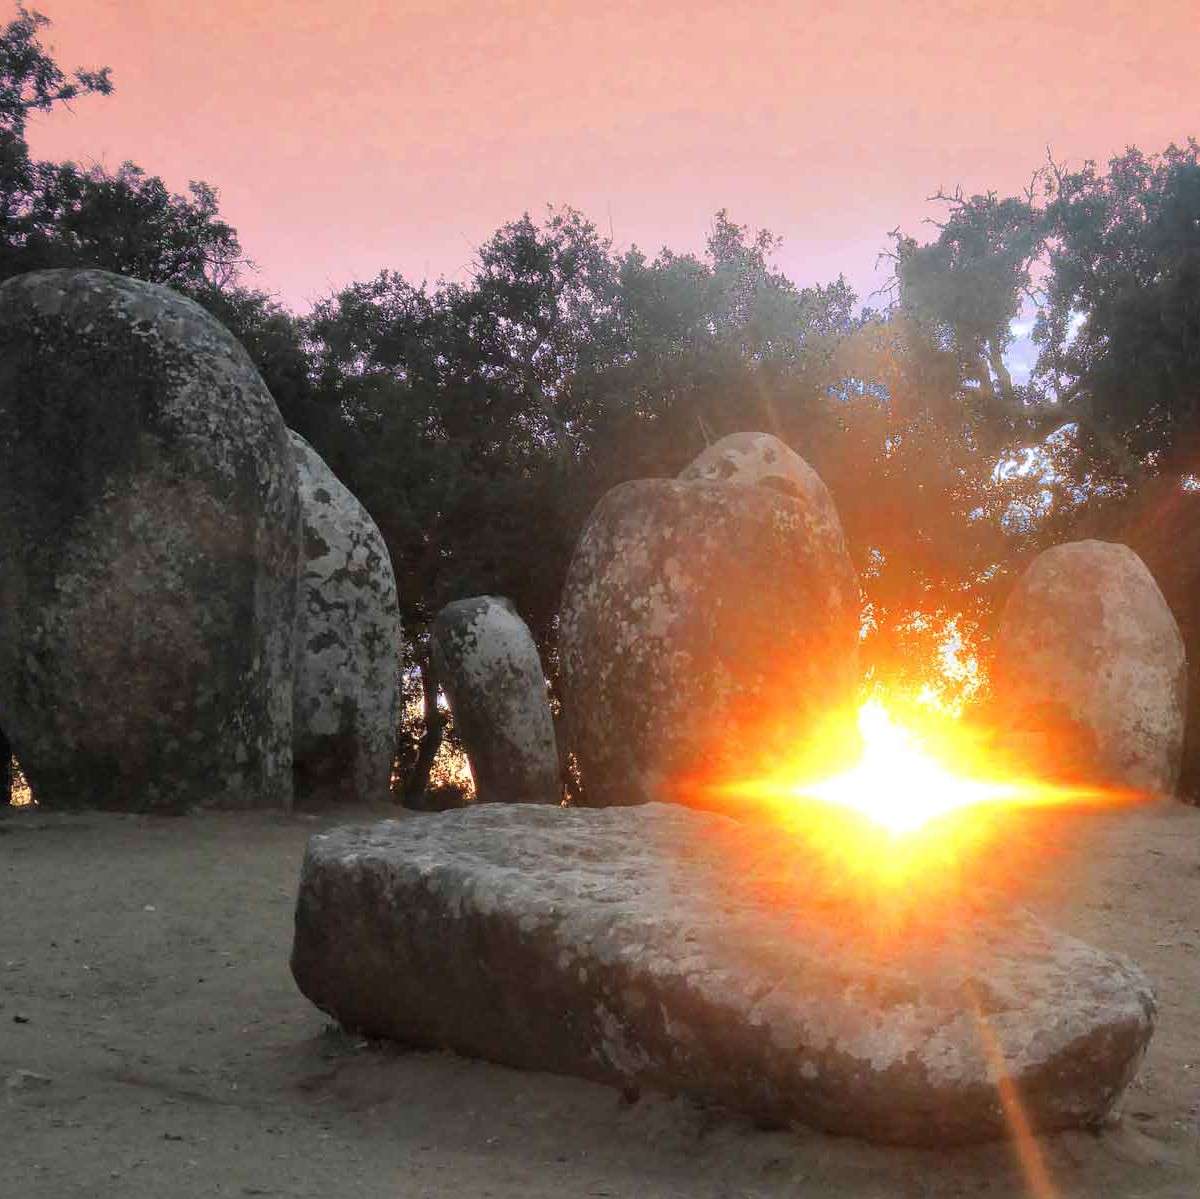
[{"xmin": 23, "ymin": 1, "xmax": 1200, "ymax": 318}]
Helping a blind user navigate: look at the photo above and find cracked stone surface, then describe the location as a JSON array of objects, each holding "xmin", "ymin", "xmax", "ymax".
[
  {"xmin": 558, "ymin": 477, "xmax": 860, "ymax": 807},
  {"xmin": 0, "ymin": 269, "xmax": 300, "ymax": 811},
  {"xmin": 290, "ymin": 804, "xmax": 1156, "ymax": 1145},
  {"xmin": 431, "ymin": 596, "xmax": 559, "ymax": 804},
  {"xmin": 993, "ymin": 540, "xmax": 1187, "ymax": 796},
  {"xmin": 291, "ymin": 432, "xmax": 402, "ymax": 805}
]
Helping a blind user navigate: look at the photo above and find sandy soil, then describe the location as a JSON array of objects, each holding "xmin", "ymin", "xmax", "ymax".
[{"xmin": 2, "ymin": 798, "xmax": 1199, "ymax": 1199}]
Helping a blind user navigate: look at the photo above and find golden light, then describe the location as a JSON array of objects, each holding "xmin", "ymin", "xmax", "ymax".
[
  {"xmin": 714, "ymin": 696, "xmax": 1131, "ymax": 836},
  {"xmin": 799, "ymin": 699, "xmax": 1022, "ymax": 835},
  {"xmin": 690, "ymin": 689, "xmax": 1141, "ymax": 914}
]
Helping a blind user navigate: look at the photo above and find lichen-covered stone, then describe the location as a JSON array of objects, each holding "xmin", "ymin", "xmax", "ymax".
[
  {"xmin": 992, "ymin": 540, "xmax": 1187, "ymax": 796},
  {"xmin": 290, "ymin": 804, "xmax": 1156, "ymax": 1145},
  {"xmin": 558, "ymin": 478, "xmax": 859, "ymax": 807},
  {"xmin": 291, "ymin": 432, "xmax": 402, "ymax": 806},
  {"xmin": 430, "ymin": 596, "xmax": 559, "ymax": 804},
  {"xmin": 0, "ymin": 269, "xmax": 300, "ymax": 811},
  {"xmin": 679, "ymin": 431, "xmax": 838, "ymax": 519}
]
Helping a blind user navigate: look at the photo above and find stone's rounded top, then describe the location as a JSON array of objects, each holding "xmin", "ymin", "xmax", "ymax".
[
  {"xmin": 568, "ymin": 475, "xmax": 856, "ymax": 599},
  {"xmin": 432, "ymin": 596, "xmax": 542, "ymax": 687},
  {"xmin": 1003, "ymin": 539, "xmax": 1184, "ymax": 657},
  {"xmin": 436, "ymin": 594, "xmax": 518, "ymax": 623},
  {"xmin": 0, "ymin": 268, "xmax": 257, "ymax": 374},
  {"xmin": 679, "ymin": 430, "xmax": 838, "ymax": 519},
  {"xmin": 1014, "ymin": 538, "xmax": 1166, "ymax": 594}
]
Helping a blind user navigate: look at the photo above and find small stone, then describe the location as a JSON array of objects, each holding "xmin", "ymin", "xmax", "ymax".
[{"xmin": 431, "ymin": 596, "xmax": 559, "ymax": 804}]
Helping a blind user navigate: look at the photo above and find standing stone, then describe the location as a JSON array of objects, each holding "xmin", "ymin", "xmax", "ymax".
[
  {"xmin": 430, "ymin": 596, "xmax": 559, "ymax": 804},
  {"xmin": 291, "ymin": 432, "xmax": 402, "ymax": 806},
  {"xmin": 558, "ymin": 478, "xmax": 859, "ymax": 807},
  {"xmin": 0, "ymin": 269, "xmax": 300, "ymax": 811},
  {"xmin": 992, "ymin": 540, "xmax": 1187, "ymax": 796},
  {"xmin": 291, "ymin": 804, "xmax": 1156, "ymax": 1145},
  {"xmin": 679, "ymin": 430, "xmax": 839, "ymax": 520}
]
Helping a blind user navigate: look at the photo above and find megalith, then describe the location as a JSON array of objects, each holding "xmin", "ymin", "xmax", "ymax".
[
  {"xmin": 430, "ymin": 596, "xmax": 559, "ymax": 804},
  {"xmin": 290, "ymin": 432, "xmax": 402, "ymax": 806},
  {"xmin": 992, "ymin": 539, "xmax": 1186, "ymax": 796},
  {"xmin": 558, "ymin": 477, "xmax": 860, "ymax": 807},
  {"xmin": 291, "ymin": 804, "xmax": 1156, "ymax": 1145},
  {"xmin": 0, "ymin": 269, "xmax": 300, "ymax": 811}
]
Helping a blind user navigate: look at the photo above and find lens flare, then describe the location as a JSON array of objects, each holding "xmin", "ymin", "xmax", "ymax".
[
  {"xmin": 800, "ymin": 700, "xmax": 1021, "ymax": 834},
  {"xmin": 679, "ymin": 690, "xmax": 1143, "ymax": 920},
  {"xmin": 709, "ymin": 696, "xmax": 1133, "ymax": 838}
]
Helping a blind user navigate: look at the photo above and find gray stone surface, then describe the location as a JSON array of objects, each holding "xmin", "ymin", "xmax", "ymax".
[
  {"xmin": 430, "ymin": 595, "xmax": 559, "ymax": 804},
  {"xmin": 0, "ymin": 269, "xmax": 300, "ymax": 811},
  {"xmin": 558, "ymin": 477, "xmax": 859, "ymax": 807},
  {"xmin": 290, "ymin": 432, "xmax": 402, "ymax": 805},
  {"xmin": 993, "ymin": 540, "xmax": 1187, "ymax": 796},
  {"xmin": 290, "ymin": 804, "xmax": 1156, "ymax": 1145},
  {"xmin": 679, "ymin": 431, "xmax": 839, "ymax": 520}
]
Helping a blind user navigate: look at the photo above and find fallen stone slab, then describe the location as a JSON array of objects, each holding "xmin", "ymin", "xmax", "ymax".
[{"xmin": 290, "ymin": 804, "xmax": 1155, "ymax": 1145}]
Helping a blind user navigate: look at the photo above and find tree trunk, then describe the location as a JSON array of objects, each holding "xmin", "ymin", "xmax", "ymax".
[
  {"xmin": 401, "ymin": 654, "xmax": 445, "ymax": 807},
  {"xmin": 0, "ymin": 726, "xmax": 10, "ymax": 806}
]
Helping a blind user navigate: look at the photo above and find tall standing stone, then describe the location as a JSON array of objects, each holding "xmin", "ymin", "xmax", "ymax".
[
  {"xmin": 558, "ymin": 477, "xmax": 860, "ymax": 807},
  {"xmin": 0, "ymin": 269, "xmax": 300, "ymax": 811},
  {"xmin": 992, "ymin": 539, "xmax": 1187, "ymax": 795},
  {"xmin": 430, "ymin": 596, "xmax": 559, "ymax": 804},
  {"xmin": 291, "ymin": 432, "xmax": 401, "ymax": 805}
]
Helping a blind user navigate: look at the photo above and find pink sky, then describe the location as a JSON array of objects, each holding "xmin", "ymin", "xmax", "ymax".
[{"xmin": 24, "ymin": 1, "xmax": 1200, "ymax": 314}]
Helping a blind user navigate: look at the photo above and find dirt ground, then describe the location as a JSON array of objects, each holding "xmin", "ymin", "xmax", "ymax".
[{"xmin": 2, "ymin": 798, "xmax": 1199, "ymax": 1199}]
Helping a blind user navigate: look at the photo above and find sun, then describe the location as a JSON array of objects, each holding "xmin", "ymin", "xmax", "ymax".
[
  {"xmin": 698, "ymin": 692, "xmax": 1137, "ymax": 869},
  {"xmin": 800, "ymin": 699, "xmax": 1022, "ymax": 835}
]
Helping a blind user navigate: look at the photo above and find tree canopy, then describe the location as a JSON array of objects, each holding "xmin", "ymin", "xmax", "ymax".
[{"xmin": 4, "ymin": 5, "xmax": 1200, "ymax": 798}]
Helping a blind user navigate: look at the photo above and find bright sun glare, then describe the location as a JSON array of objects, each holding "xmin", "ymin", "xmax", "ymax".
[
  {"xmin": 705, "ymin": 692, "xmax": 1136, "ymax": 860},
  {"xmin": 800, "ymin": 700, "xmax": 1021, "ymax": 834}
]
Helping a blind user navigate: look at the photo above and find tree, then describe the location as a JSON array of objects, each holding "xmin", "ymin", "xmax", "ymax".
[{"xmin": 1035, "ymin": 141, "xmax": 1200, "ymax": 475}]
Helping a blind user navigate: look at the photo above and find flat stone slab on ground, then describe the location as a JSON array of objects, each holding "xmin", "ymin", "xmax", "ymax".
[{"xmin": 290, "ymin": 804, "xmax": 1155, "ymax": 1145}]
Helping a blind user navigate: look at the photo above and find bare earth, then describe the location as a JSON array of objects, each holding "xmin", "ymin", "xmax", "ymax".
[{"xmin": 2, "ymin": 799, "xmax": 1198, "ymax": 1199}]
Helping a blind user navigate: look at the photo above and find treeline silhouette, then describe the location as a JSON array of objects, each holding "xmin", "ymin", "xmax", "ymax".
[{"xmin": 3, "ymin": 7, "xmax": 1200, "ymax": 800}]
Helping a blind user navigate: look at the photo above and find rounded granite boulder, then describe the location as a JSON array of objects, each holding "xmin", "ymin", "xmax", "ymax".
[
  {"xmin": 430, "ymin": 595, "xmax": 560, "ymax": 804},
  {"xmin": 291, "ymin": 432, "xmax": 402, "ymax": 806},
  {"xmin": 0, "ymin": 269, "xmax": 301, "ymax": 811},
  {"xmin": 992, "ymin": 539, "xmax": 1187, "ymax": 796},
  {"xmin": 558, "ymin": 477, "xmax": 860, "ymax": 807}
]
